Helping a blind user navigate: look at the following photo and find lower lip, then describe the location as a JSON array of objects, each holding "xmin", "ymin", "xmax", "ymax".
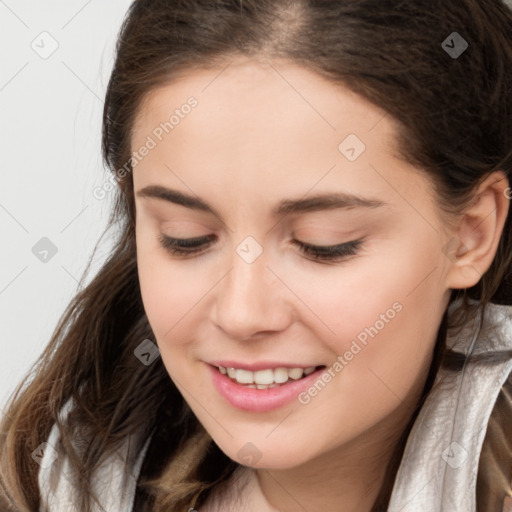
[{"xmin": 208, "ymin": 364, "xmax": 326, "ymax": 412}]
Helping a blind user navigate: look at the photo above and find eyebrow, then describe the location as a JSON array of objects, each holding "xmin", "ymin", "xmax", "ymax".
[{"xmin": 136, "ymin": 185, "xmax": 386, "ymax": 217}]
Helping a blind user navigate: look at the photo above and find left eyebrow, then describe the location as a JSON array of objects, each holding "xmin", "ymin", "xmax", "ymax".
[
  {"xmin": 136, "ymin": 185, "xmax": 387, "ymax": 218},
  {"xmin": 272, "ymin": 193, "xmax": 386, "ymax": 216}
]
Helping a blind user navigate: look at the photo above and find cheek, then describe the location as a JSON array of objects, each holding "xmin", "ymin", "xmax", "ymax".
[
  {"xmin": 285, "ymin": 257, "xmax": 443, "ymax": 450},
  {"xmin": 137, "ymin": 252, "xmax": 207, "ymax": 391},
  {"xmin": 136, "ymin": 237, "xmax": 200, "ymax": 346},
  {"xmin": 289, "ymin": 235, "xmax": 445, "ymax": 388}
]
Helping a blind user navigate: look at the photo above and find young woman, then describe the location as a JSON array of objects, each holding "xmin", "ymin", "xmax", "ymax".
[{"xmin": 2, "ymin": 1, "xmax": 512, "ymax": 511}]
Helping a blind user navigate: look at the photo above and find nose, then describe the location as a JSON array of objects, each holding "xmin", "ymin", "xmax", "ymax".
[{"xmin": 212, "ymin": 247, "xmax": 294, "ymax": 341}]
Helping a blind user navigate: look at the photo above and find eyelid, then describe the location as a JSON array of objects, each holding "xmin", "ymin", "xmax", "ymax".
[
  {"xmin": 158, "ymin": 233, "xmax": 215, "ymax": 248},
  {"xmin": 291, "ymin": 238, "xmax": 363, "ymax": 262},
  {"xmin": 158, "ymin": 233, "xmax": 364, "ymax": 263}
]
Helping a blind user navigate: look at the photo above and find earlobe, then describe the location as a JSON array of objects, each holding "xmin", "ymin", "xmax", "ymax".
[{"xmin": 445, "ymin": 170, "xmax": 510, "ymax": 290}]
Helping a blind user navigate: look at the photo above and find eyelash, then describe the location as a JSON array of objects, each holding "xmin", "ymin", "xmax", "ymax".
[{"xmin": 157, "ymin": 234, "xmax": 363, "ymax": 263}]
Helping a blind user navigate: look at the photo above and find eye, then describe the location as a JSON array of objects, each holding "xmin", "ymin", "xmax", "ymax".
[
  {"xmin": 158, "ymin": 234, "xmax": 215, "ymax": 257},
  {"xmin": 158, "ymin": 234, "xmax": 364, "ymax": 262},
  {"xmin": 292, "ymin": 238, "xmax": 363, "ymax": 263}
]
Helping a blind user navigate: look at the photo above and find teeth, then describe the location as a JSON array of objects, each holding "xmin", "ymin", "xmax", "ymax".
[
  {"xmin": 218, "ymin": 365, "xmax": 318, "ymax": 386},
  {"xmin": 274, "ymin": 367, "xmax": 289, "ymax": 383},
  {"xmin": 288, "ymin": 368, "xmax": 304, "ymax": 380},
  {"xmin": 253, "ymin": 369, "xmax": 274, "ymax": 385},
  {"xmin": 235, "ymin": 369, "xmax": 254, "ymax": 384}
]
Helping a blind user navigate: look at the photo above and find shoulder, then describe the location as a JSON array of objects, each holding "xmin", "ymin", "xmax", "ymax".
[{"xmin": 38, "ymin": 397, "xmax": 151, "ymax": 512}]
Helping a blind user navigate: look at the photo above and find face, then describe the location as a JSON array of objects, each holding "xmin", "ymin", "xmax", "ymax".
[{"xmin": 132, "ymin": 56, "xmax": 454, "ymax": 470}]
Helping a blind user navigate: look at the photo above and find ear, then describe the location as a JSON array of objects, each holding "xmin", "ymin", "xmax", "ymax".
[{"xmin": 445, "ymin": 170, "xmax": 510, "ymax": 290}]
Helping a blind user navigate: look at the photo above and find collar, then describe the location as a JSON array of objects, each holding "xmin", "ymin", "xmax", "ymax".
[{"xmin": 388, "ymin": 300, "xmax": 512, "ymax": 512}]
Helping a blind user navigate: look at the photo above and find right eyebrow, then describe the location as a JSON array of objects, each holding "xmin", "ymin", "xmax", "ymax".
[{"xmin": 137, "ymin": 185, "xmax": 216, "ymax": 214}]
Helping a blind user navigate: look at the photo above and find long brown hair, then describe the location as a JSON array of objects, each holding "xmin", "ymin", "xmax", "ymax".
[{"xmin": 1, "ymin": 1, "xmax": 512, "ymax": 510}]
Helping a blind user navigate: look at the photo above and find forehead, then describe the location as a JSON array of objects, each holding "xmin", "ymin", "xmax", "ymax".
[
  {"xmin": 130, "ymin": 57, "xmax": 431, "ymax": 214},
  {"xmin": 132, "ymin": 56, "xmax": 394, "ymax": 149}
]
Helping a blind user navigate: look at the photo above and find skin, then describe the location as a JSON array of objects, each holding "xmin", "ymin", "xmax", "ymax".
[{"xmin": 131, "ymin": 56, "xmax": 509, "ymax": 512}]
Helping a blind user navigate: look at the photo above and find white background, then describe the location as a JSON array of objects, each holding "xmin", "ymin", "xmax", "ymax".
[{"xmin": 0, "ymin": 0, "xmax": 133, "ymax": 414}]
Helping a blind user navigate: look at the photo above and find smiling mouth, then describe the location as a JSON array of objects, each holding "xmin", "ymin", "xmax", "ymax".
[{"xmin": 215, "ymin": 365, "xmax": 326, "ymax": 389}]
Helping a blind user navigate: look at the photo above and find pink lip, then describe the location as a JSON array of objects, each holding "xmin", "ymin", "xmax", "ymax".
[
  {"xmin": 207, "ymin": 363, "xmax": 326, "ymax": 412},
  {"xmin": 209, "ymin": 360, "xmax": 320, "ymax": 371}
]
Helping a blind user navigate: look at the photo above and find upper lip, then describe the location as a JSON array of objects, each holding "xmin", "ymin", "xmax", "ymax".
[{"xmin": 208, "ymin": 360, "xmax": 324, "ymax": 371}]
